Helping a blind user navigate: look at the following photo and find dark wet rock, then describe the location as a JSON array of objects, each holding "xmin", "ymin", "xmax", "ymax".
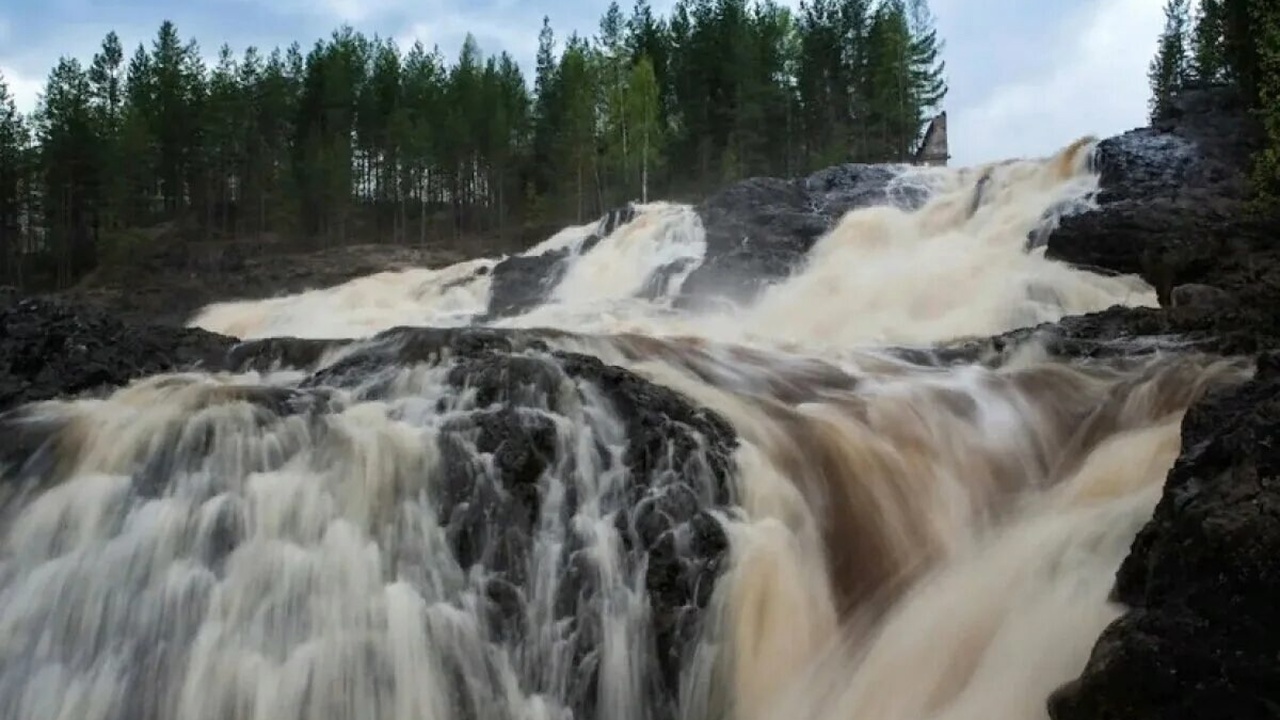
[
  {"xmin": 1029, "ymin": 83, "xmax": 1280, "ymax": 356},
  {"xmin": 61, "ymin": 240, "xmax": 496, "ymax": 328},
  {"xmin": 1047, "ymin": 353, "xmax": 1280, "ymax": 720},
  {"xmin": 226, "ymin": 335, "xmax": 344, "ymax": 371},
  {"xmin": 1047, "ymin": 86, "xmax": 1268, "ymax": 304},
  {"xmin": 0, "ymin": 315, "xmax": 738, "ymax": 720},
  {"xmin": 598, "ymin": 204, "xmax": 640, "ymax": 236},
  {"xmin": 1045, "ymin": 197, "xmax": 1276, "ymax": 307},
  {"xmin": 637, "ymin": 257, "xmax": 699, "ymax": 300},
  {"xmin": 678, "ymin": 163, "xmax": 929, "ymax": 309},
  {"xmin": 0, "ymin": 297, "xmax": 235, "ymax": 413},
  {"xmin": 295, "ymin": 326, "xmax": 737, "ymax": 719},
  {"xmin": 1088, "ymin": 84, "xmax": 1257, "ymax": 206},
  {"xmin": 1033, "ymin": 85, "xmax": 1280, "ymax": 720},
  {"xmin": 1170, "ymin": 282, "xmax": 1230, "ymax": 309},
  {"xmin": 908, "ymin": 278, "xmax": 1279, "ymax": 369},
  {"xmin": 437, "ymin": 406, "xmax": 560, "ymax": 586},
  {"xmin": 483, "ymin": 251, "xmax": 579, "ymax": 319},
  {"xmin": 483, "ymin": 205, "xmax": 638, "ymax": 319}
]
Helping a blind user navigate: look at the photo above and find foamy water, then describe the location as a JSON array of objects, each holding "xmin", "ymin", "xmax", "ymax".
[
  {"xmin": 0, "ymin": 138, "xmax": 1238, "ymax": 720},
  {"xmin": 190, "ymin": 139, "xmax": 1154, "ymax": 349}
]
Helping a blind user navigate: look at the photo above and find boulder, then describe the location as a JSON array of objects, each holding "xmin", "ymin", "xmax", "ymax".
[
  {"xmin": 677, "ymin": 163, "xmax": 928, "ymax": 309},
  {"xmin": 482, "ymin": 205, "xmax": 638, "ymax": 319}
]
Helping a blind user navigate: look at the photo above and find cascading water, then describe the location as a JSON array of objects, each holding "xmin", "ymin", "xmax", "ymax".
[{"xmin": 0, "ymin": 138, "xmax": 1251, "ymax": 720}]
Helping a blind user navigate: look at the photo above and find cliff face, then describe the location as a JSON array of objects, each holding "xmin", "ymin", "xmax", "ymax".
[{"xmin": 1027, "ymin": 87, "xmax": 1280, "ymax": 720}]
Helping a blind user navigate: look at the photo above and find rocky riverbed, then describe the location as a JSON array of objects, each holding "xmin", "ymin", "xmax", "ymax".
[{"xmin": 0, "ymin": 84, "xmax": 1277, "ymax": 718}]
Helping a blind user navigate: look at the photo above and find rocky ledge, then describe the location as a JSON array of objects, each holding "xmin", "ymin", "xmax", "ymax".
[
  {"xmin": 1025, "ymin": 86, "xmax": 1280, "ymax": 719},
  {"xmin": 479, "ymin": 162, "xmax": 931, "ymax": 319},
  {"xmin": 0, "ymin": 311, "xmax": 737, "ymax": 720},
  {"xmin": 887, "ymin": 85, "xmax": 1280, "ymax": 719}
]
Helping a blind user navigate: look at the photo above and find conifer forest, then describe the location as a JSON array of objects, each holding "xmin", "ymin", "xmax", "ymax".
[{"xmin": 0, "ymin": 0, "xmax": 948, "ymax": 291}]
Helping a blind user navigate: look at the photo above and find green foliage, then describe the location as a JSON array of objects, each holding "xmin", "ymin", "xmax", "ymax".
[
  {"xmin": 0, "ymin": 72, "xmax": 32, "ymax": 283},
  {"xmin": 1148, "ymin": 0, "xmax": 1190, "ymax": 123},
  {"xmin": 1190, "ymin": 0, "xmax": 1227, "ymax": 82},
  {"xmin": 0, "ymin": 0, "xmax": 949, "ymax": 290},
  {"xmin": 1251, "ymin": 0, "xmax": 1280, "ymax": 194},
  {"xmin": 1160, "ymin": 0, "xmax": 1280, "ymax": 197}
]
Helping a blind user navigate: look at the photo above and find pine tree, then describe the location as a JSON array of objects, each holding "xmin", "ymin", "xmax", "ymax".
[
  {"xmin": 1252, "ymin": 0, "xmax": 1280, "ymax": 193},
  {"xmin": 864, "ymin": 0, "xmax": 916, "ymax": 161},
  {"xmin": 1219, "ymin": 0, "xmax": 1262, "ymax": 100},
  {"xmin": 1172, "ymin": 0, "xmax": 1280, "ymax": 194},
  {"xmin": 598, "ymin": 1, "xmax": 632, "ymax": 205},
  {"xmin": 0, "ymin": 71, "xmax": 29, "ymax": 283},
  {"xmin": 557, "ymin": 35, "xmax": 598, "ymax": 221},
  {"xmin": 9, "ymin": 8, "xmax": 972, "ymax": 288},
  {"xmin": 626, "ymin": 55, "xmax": 663, "ymax": 202},
  {"xmin": 1148, "ymin": 0, "xmax": 1191, "ymax": 122},
  {"xmin": 905, "ymin": 0, "xmax": 947, "ymax": 144},
  {"xmin": 36, "ymin": 57, "xmax": 102, "ymax": 284},
  {"xmin": 1190, "ymin": 0, "xmax": 1227, "ymax": 82},
  {"xmin": 529, "ymin": 17, "xmax": 560, "ymax": 209}
]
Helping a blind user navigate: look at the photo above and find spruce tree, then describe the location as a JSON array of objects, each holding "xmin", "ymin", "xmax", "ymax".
[
  {"xmin": 1148, "ymin": 0, "xmax": 1191, "ymax": 122},
  {"xmin": 6, "ymin": 4, "xmax": 978, "ymax": 288},
  {"xmin": 1190, "ymin": 0, "xmax": 1226, "ymax": 82},
  {"xmin": 0, "ymin": 72, "xmax": 28, "ymax": 282},
  {"xmin": 1252, "ymin": 0, "xmax": 1280, "ymax": 193}
]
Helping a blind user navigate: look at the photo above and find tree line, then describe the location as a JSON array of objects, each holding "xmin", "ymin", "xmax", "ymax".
[
  {"xmin": 0, "ymin": 0, "xmax": 947, "ymax": 291},
  {"xmin": 1148, "ymin": 0, "xmax": 1280, "ymax": 194}
]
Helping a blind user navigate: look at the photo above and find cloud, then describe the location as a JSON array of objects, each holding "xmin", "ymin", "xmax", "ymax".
[
  {"xmin": 944, "ymin": 0, "xmax": 1163, "ymax": 166},
  {"xmin": 1, "ymin": 64, "xmax": 43, "ymax": 115}
]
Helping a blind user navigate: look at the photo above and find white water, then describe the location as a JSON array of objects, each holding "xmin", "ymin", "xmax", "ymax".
[
  {"xmin": 191, "ymin": 140, "xmax": 1150, "ymax": 347},
  {"xmin": 0, "ymin": 139, "xmax": 1248, "ymax": 720}
]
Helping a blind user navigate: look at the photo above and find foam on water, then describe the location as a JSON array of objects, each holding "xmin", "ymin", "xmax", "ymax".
[{"xmin": 0, "ymin": 138, "xmax": 1239, "ymax": 720}]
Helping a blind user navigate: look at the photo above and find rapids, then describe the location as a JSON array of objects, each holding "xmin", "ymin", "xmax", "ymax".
[{"xmin": 0, "ymin": 138, "xmax": 1251, "ymax": 720}]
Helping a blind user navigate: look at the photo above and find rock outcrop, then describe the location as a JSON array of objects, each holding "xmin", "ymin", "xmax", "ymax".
[
  {"xmin": 676, "ymin": 163, "xmax": 930, "ymax": 308},
  {"xmin": 0, "ymin": 297, "xmax": 234, "ymax": 411},
  {"xmin": 482, "ymin": 205, "xmax": 637, "ymax": 320},
  {"xmin": 1047, "ymin": 353, "xmax": 1280, "ymax": 720},
  {"xmin": 481, "ymin": 163, "xmax": 936, "ymax": 317},
  {"xmin": 0, "ymin": 312, "xmax": 738, "ymax": 720},
  {"xmin": 1026, "ymin": 86, "xmax": 1280, "ymax": 719}
]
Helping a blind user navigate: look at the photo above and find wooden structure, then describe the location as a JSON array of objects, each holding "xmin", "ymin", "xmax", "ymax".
[{"xmin": 913, "ymin": 112, "xmax": 950, "ymax": 167}]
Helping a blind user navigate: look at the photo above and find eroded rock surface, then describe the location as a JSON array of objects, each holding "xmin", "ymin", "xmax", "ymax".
[
  {"xmin": 0, "ymin": 317, "xmax": 737, "ymax": 720},
  {"xmin": 677, "ymin": 163, "xmax": 928, "ymax": 308},
  {"xmin": 483, "ymin": 205, "xmax": 637, "ymax": 319},
  {"xmin": 1047, "ymin": 353, "xmax": 1280, "ymax": 720},
  {"xmin": 0, "ymin": 297, "xmax": 234, "ymax": 411},
  {"xmin": 1033, "ymin": 85, "xmax": 1280, "ymax": 720}
]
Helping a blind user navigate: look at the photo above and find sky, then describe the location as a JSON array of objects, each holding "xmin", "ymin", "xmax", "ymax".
[{"xmin": 0, "ymin": 0, "xmax": 1165, "ymax": 167}]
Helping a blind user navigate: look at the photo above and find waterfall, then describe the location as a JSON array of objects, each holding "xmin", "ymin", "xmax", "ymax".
[{"xmin": 0, "ymin": 138, "xmax": 1249, "ymax": 720}]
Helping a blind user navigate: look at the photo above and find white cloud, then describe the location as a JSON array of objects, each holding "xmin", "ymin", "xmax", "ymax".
[
  {"xmin": 1, "ymin": 64, "xmax": 43, "ymax": 116},
  {"xmin": 396, "ymin": 15, "xmax": 538, "ymax": 67},
  {"xmin": 946, "ymin": 0, "xmax": 1163, "ymax": 166}
]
